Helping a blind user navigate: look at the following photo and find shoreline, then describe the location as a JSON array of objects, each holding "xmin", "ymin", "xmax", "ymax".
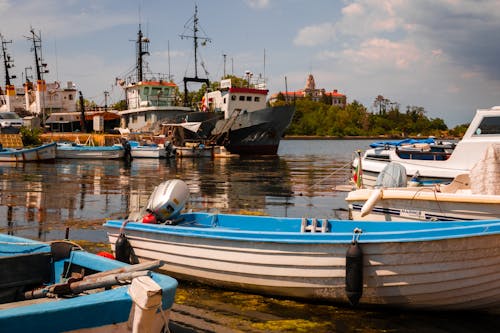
[{"xmin": 283, "ymin": 135, "xmax": 459, "ymax": 140}]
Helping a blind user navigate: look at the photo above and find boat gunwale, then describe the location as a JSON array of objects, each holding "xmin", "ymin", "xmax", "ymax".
[{"xmin": 104, "ymin": 215, "xmax": 500, "ymax": 244}]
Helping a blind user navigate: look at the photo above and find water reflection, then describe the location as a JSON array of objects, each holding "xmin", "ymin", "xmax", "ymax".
[{"xmin": 0, "ymin": 141, "xmax": 353, "ymax": 242}]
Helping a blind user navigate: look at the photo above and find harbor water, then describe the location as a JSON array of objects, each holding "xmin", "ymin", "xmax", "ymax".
[{"xmin": 1, "ymin": 139, "xmax": 499, "ymax": 332}]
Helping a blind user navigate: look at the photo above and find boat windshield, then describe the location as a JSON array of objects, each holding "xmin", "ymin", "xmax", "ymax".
[{"xmin": 473, "ymin": 116, "xmax": 500, "ymax": 135}]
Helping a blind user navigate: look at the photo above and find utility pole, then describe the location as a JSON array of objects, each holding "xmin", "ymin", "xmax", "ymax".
[{"xmin": 104, "ymin": 91, "xmax": 109, "ymax": 110}]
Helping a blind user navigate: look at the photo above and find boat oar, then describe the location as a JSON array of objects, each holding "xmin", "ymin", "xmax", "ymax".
[
  {"xmin": 24, "ymin": 270, "xmax": 151, "ymax": 300},
  {"xmin": 84, "ymin": 259, "xmax": 163, "ymax": 279},
  {"xmin": 23, "ymin": 260, "xmax": 163, "ymax": 300}
]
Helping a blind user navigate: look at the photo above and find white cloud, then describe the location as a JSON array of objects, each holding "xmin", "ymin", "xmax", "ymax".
[
  {"xmin": 245, "ymin": 0, "xmax": 270, "ymax": 9},
  {"xmin": 342, "ymin": 3, "xmax": 364, "ymax": 16},
  {"xmin": 342, "ymin": 38, "xmax": 420, "ymax": 70},
  {"xmin": 293, "ymin": 23, "xmax": 336, "ymax": 47}
]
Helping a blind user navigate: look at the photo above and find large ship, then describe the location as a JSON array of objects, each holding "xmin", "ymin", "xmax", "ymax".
[
  {"xmin": 174, "ymin": 6, "xmax": 295, "ymax": 155},
  {"xmin": 206, "ymin": 79, "xmax": 295, "ymax": 155}
]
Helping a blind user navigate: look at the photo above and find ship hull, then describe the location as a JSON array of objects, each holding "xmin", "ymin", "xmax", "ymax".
[{"xmin": 213, "ymin": 105, "xmax": 295, "ymax": 155}]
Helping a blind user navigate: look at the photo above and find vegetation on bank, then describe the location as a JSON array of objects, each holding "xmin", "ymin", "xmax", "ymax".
[{"xmin": 273, "ymin": 98, "xmax": 468, "ymax": 138}]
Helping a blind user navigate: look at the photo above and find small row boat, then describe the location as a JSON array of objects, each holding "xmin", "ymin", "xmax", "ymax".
[
  {"xmin": 56, "ymin": 142, "xmax": 125, "ymax": 159},
  {"xmin": 0, "ymin": 142, "xmax": 56, "ymax": 162},
  {"xmin": 103, "ymin": 179, "xmax": 500, "ymax": 312},
  {"xmin": 0, "ymin": 233, "xmax": 177, "ymax": 332}
]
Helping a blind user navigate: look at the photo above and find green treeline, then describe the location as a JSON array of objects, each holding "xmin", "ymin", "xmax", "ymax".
[{"xmin": 273, "ymin": 99, "xmax": 467, "ymax": 138}]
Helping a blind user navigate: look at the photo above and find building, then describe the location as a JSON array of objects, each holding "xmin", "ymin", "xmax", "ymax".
[{"xmin": 269, "ymin": 74, "xmax": 346, "ymax": 108}]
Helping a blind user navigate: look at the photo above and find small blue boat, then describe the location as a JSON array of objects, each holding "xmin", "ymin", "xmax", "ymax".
[
  {"xmin": 56, "ymin": 142, "xmax": 125, "ymax": 159},
  {"xmin": 0, "ymin": 233, "xmax": 177, "ymax": 332},
  {"xmin": 0, "ymin": 142, "xmax": 56, "ymax": 162}
]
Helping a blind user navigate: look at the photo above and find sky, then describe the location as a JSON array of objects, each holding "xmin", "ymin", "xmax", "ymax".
[{"xmin": 1, "ymin": 0, "xmax": 499, "ymax": 127}]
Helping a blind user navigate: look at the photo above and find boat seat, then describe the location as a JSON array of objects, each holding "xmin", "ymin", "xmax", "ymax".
[
  {"xmin": 0, "ymin": 252, "xmax": 52, "ymax": 304},
  {"xmin": 0, "ymin": 252, "xmax": 52, "ymax": 289},
  {"xmin": 301, "ymin": 218, "xmax": 329, "ymax": 233}
]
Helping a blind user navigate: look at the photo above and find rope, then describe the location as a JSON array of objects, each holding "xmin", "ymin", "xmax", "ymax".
[{"xmin": 307, "ymin": 160, "xmax": 353, "ymax": 189}]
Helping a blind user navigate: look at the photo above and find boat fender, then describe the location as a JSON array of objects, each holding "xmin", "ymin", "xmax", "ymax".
[
  {"xmin": 345, "ymin": 239, "xmax": 363, "ymax": 306},
  {"xmin": 115, "ymin": 233, "xmax": 132, "ymax": 264},
  {"xmin": 360, "ymin": 188, "xmax": 382, "ymax": 217},
  {"xmin": 122, "ymin": 139, "xmax": 133, "ymax": 162}
]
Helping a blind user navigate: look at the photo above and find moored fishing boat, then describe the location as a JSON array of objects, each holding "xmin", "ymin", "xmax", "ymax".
[
  {"xmin": 0, "ymin": 233, "xmax": 177, "ymax": 332},
  {"xmin": 104, "ymin": 179, "xmax": 500, "ymax": 311},
  {"xmin": 56, "ymin": 142, "xmax": 125, "ymax": 159},
  {"xmin": 128, "ymin": 140, "xmax": 173, "ymax": 158},
  {"xmin": 0, "ymin": 142, "xmax": 56, "ymax": 162}
]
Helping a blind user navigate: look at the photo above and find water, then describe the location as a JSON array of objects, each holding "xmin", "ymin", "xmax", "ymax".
[{"xmin": 1, "ymin": 139, "xmax": 498, "ymax": 332}]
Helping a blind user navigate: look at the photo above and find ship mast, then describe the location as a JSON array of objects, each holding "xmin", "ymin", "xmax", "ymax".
[
  {"xmin": 136, "ymin": 26, "xmax": 150, "ymax": 82},
  {"xmin": 1, "ymin": 34, "xmax": 16, "ymax": 86},
  {"xmin": 26, "ymin": 28, "xmax": 49, "ymax": 81},
  {"xmin": 180, "ymin": 5, "xmax": 211, "ymax": 106}
]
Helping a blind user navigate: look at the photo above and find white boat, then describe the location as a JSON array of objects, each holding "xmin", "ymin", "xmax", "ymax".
[
  {"xmin": 128, "ymin": 140, "xmax": 173, "ymax": 158},
  {"xmin": 175, "ymin": 142, "xmax": 213, "ymax": 158},
  {"xmin": 347, "ymin": 143, "xmax": 500, "ymax": 221},
  {"xmin": 56, "ymin": 142, "xmax": 125, "ymax": 159},
  {"xmin": 0, "ymin": 233, "xmax": 177, "ymax": 332},
  {"xmin": 0, "ymin": 142, "xmax": 56, "ymax": 162},
  {"xmin": 346, "ymin": 174, "xmax": 500, "ymax": 221},
  {"xmin": 356, "ymin": 106, "xmax": 500, "ymax": 187},
  {"xmin": 104, "ymin": 179, "xmax": 500, "ymax": 311}
]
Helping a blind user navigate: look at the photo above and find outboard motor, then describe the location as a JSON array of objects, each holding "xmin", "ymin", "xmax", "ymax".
[
  {"xmin": 121, "ymin": 138, "xmax": 132, "ymax": 163},
  {"xmin": 145, "ymin": 179, "xmax": 190, "ymax": 222}
]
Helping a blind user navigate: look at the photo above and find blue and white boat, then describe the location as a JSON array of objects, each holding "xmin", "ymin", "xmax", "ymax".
[
  {"xmin": 56, "ymin": 142, "xmax": 125, "ymax": 159},
  {"xmin": 104, "ymin": 179, "xmax": 500, "ymax": 312},
  {"xmin": 0, "ymin": 142, "xmax": 56, "ymax": 162},
  {"xmin": 0, "ymin": 233, "xmax": 177, "ymax": 332}
]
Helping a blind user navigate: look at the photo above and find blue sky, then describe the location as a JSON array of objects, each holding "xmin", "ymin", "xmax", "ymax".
[{"xmin": 1, "ymin": 0, "xmax": 499, "ymax": 127}]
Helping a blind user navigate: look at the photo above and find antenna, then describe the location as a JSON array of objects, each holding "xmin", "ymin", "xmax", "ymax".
[{"xmin": 168, "ymin": 40, "xmax": 171, "ymax": 81}]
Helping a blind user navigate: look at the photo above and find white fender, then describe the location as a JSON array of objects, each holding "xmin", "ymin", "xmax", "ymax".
[{"xmin": 360, "ymin": 189, "xmax": 383, "ymax": 217}]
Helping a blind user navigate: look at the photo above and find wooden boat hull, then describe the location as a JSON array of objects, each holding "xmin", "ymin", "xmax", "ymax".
[
  {"xmin": 0, "ymin": 234, "xmax": 177, "ymax": 332},
  {"xmin": 0, "ymin": 142, "xmax": 56, "ymax": 162},
  {"xmin": 346, "ymin": 188, "xmax": 500, "ymax": 221},
  {"xmin": 105, "ymin": 215, "xmax": 500, "ymax": 311}
]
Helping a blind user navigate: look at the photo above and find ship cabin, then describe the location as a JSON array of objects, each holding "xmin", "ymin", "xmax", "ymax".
[
  {"xmin": 206, "ymin": 79, "xmax": 268, "ymax": 120},
  {"xmin": 125, "ymin": 81, "xmax": 177, "ymax": 109},
  {"xmin": 119, "ymin": 80, "xmax": 191, "ymax": 131}
]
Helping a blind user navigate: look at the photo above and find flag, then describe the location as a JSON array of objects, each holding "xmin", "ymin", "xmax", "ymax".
[
  {"xmin": 201, "ymin": 95, "xmax": 207, "ymax": 111},
  {"xmin": 352, "ymin": 151, "xmax": 363, "ymax": 189}
]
